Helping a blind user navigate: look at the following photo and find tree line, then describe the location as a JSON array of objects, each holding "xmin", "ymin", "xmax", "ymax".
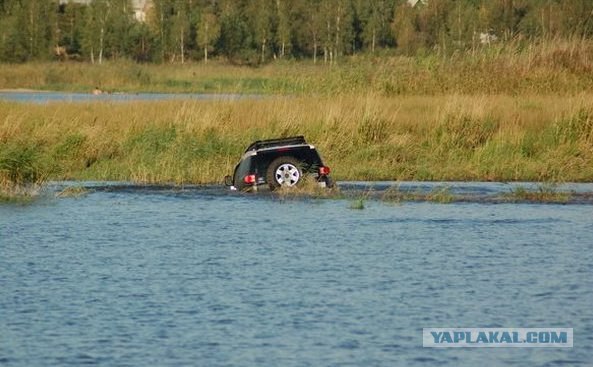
[{"xmin": 1, "ymin": 0, "xmax": 592, "ymax": 64}]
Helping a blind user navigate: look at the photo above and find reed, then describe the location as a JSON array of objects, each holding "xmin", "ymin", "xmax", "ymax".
[
  {"xmin": 1, "ymin": 93, "xmax": 592, "ymax": 187},
  {"xmin": 273, "ymin": 176, "xmax": 341, "ymax": 200},
  {"xmin": 379, "ymin": 185, "xmax": 455, "ymax": 203},
  {"xmin": 1, "ymin": 38, "xmax": 593, "ymax": 95},
  {"xmin": 504, "ymin": 184, "xmax": 571, "ymax": 203},
  {"xmin": 349, "ymin": 198, "xmax": 366, "ymax": 210},
  {"xmin": 56, "ymin": 185, "xmax": 89, "ymax": 198},
  {"xmin": 0, "ymin": 137, "xmax": 49, "ymax": 201}
]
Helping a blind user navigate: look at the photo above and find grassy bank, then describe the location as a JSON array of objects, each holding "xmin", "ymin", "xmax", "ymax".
[
  {"xmin": 1, "ymin": 38, "xmax": 593, "ymax": 95},
  {"xmin": 2, "ymin": 39, "xmax": 593, "ymax": 195},
  {"xmin": 1, "ymin": 94, "xmax": 592, "ymax": 188},
  {"xmin": 0, "ymin": 139, "xmax": 46, "ymax": 201}
]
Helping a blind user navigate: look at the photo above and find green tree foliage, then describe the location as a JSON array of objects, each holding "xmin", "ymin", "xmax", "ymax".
[
  {"xmin": 195, "ymin": 3, "xmax": 219, "ymax": 63},
  {"xmin": 392, "ymin": 0, "xmax": 420, "ymax": 53},
  {"xmin": 218, "ymin": 3, "xmax": 252, "ymax": 64},
  {"xmin": 0, "ymin": 0, "xmax": 57, "ymax": 61},
  {"xmin": 246, "ymin": 0, "xmax": 272, "ymax": 63},
  {"xmin": 1, "ymin": 0, "xmax": 593, "ymax": 63},
  {"xmin": 0, "ymin": 2, "xmax": 25, "ymax": 62},
  {"xmin": 149, "ymin": 0, "xmax": 174, "ymax": 62},
  {"xmin": 356, "ymin": 0, "xmax": 396, "ymax": 53},
  {"xmin": 78, "ymin": 0, "xmax": 134, "ymax": 63},
  {"xmin": 57, "ymin": 1, "xmax": 86, "ymax": 58},
  {"xmin": 273, "ymin": 0, "xmax": 290, "ymax": 58},
  {"xmin": 106, "ymin": 0, "xmax": 134, "ymax": 60},
  {"xmin": 22, "ymin": 0, "xmax": 57, "ymax": 60},
  {"xmin": 291, "ymin": 0, "xmax": 324, "ymax": 62},
  {"xmin": 171, "ymin": 0, "xmax": 191, "ymax": 63},
  {"xmin": 128, "ymin": 21, "xmax": 153, "ymax": 61}
]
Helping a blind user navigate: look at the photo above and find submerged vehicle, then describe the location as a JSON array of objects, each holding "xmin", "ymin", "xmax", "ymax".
[{"xmin": 224, "ymin": 136, "xmax": 333, "ymax": 191}]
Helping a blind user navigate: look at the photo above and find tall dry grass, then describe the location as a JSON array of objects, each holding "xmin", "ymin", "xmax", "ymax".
[
  {"xmin": 1, "ymin": 94, "xmax": 592, "ymax": 185},
  {"xmin": 1, "ymin": 38, "xmax": 592, "ymax": 95}
]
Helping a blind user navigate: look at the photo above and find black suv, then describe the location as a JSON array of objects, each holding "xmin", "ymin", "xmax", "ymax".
[{"xmin": 225, "ymin": 136, "xmax": 333, "ymax": 191}]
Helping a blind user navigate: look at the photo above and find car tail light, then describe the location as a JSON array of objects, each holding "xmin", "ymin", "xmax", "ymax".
[
  {"xmin": 319, "ymin": 166, "xmax": 330, "ymax": 175},
  {"xmin": 244, "ymin": 174, "xmax": 256, "ymax": 184}
]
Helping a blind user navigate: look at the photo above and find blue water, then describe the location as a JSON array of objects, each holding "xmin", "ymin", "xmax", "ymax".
[
  {"xmin": 0, "ymin": 91, "xmax": 254, "ymax": 104},
  {"xmin": 1, "ymin": 183, "xmax": 592, "ymax": 366}
]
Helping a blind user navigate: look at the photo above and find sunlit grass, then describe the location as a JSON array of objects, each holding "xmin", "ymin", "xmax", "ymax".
[
  {"xmin": 1, "ymin": 38, "xmax": 593, "ymax": 95},
  {"xmin": 56, "ymin": 185, "xmax": 89, "ymax": 198},
  {"xmin": 1, "ymin": 93, "xmax": 593, "ymax": 187},
  {"xmin": 273, "ymin": 176, "xmax": 340, "ymax": 199},
  {"xmin": 349, "ymin": 198, "xmax": 366, "ymax": 210},
  {"xmin": 0, "ymin": 182, "xmax": 40, "ymax": 203},
  {"xmin": 0, "ymin": 138, "xmax": 49, "ymax": 201},
  {"xmin": 1, "ymin": 38, "xmax": 592, "ymax": 198},
  {"xmin": 504, "ymin": 184, "xmax": 572, "ymax": 203},
  {"xmin": 380, "ymin": 185, "xmax": 455, "ymax": 203}
]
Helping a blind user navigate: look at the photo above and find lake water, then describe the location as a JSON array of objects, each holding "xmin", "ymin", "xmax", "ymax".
[
  {"xmin": 1, "ymin": 182, "xmax": 592, "ymax": 366},
  {"xmin": 0, "ymin": 91, "xmax": 252, "ymax": 104}
]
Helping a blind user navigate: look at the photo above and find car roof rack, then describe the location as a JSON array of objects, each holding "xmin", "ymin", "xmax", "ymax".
[{"xmin": 245, "ymin": 136, "xmax": 307, "ymax": 152}]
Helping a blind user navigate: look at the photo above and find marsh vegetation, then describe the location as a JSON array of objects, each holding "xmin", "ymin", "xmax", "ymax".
[
  {"xmin": 2, "ymin": 93, "xmax": 592, "ymax": 186},
  {"xmin": 2, "ymin": 39, "xmax": 593, "ymax": 200}
]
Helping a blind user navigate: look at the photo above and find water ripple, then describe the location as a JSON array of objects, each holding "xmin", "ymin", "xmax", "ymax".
[{"xmin": 1, "ymin": 183, "xmax": 592, "ymax": 366}]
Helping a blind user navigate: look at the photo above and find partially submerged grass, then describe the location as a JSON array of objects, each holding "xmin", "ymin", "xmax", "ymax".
[
  {"xmin": 423, "ymin": 187, "xmax": 455, "ymax": 204},
  {"xmin": 380, "ymin": 185, "xmax": 454, "ymax": 203},
  {"xmin": 274, "ymin": 176, "xmax": 341, "ymax": 200},
  {"xmin": 504, "ymin": 184, "xmax": 572, "ymax": 203},
  {"xmin": 377, "ymin": 182, "xmax": 580, "ymax": 204},
  {"xmin": 349, "ymin": 197, "xmax": 366, "ymax": 210},
  {"xmin": 347, "ymin": 186, "xmax": 373, "ymax": 209},
  {"xmin": 0, "ymin": 182, "xmax": 40, "ymax": 203},
  {"xmin": 56, "ymin": 185, "xmax": 89, "ymax": 198},
  {"xmin": 0, "ymin": 140, "xmax": 48, "ymax": 201},
  {"xmin": 258, "ymin": 180, "xmax": 585, "ymax": 204}
]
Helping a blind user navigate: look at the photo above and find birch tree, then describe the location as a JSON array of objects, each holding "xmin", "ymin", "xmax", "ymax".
[
  {"xmin": 274, "ymin": 0, "xmax": 290, "ymax": 58},
  {"xmin": 82, "ymin": 0, "xmax": 111, "ymax": 63},
  {"xmin": 150, "ymin": 0, "xmax": 174, "ymax": 63},
  {"xmin": 359, "ymin": 0, "xmax": 394, "ymax": 53},
  {"xmin": 246, "ymin": 0, "xmax": 272, "ymax": 63},
  {"xmin": 196, "ymin": 7, "xmax": 220, "ymax": 63},
  {"xmin": 18, "ymin": 0, "xmax": 55, "ymax": 60},
  {"xmin": 171, "ymin": 0, "xmax": 191, "ymax": 63}
]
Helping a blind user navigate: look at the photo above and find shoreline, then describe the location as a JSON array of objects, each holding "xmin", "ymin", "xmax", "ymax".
[
  {"xmin": 0, "ymin": 88, "xmax": 53, "ymax": 93},
  {"xmin": 4, "ymin": 180, "xmax": 593, "ymax": 205},
  {"xmin": 2, "ymin": 94, "xmax": 592, "ymax": 186}
]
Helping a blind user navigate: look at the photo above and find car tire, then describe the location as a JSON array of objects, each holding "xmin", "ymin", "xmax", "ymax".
[{"xmin": 266, "ymin": 156, "xmax": 303, "ymax": 190}]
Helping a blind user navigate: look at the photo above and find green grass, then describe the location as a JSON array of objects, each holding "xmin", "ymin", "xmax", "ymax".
[
  {"xmin": 0, "ymin": 140, "xmax": 48, "ymax": 201},
  {"xmin": 379, "ymin": 185, "xmax": 455, "ymax": 203},
  {"xmin": 1, "ymin": 38, "xmax": 593, "ymax": 96},
  {"xmin": 349, "ymin": 198, "xmax": 366, "ymax": 210},
  {"xmin": 1, "ymin": 94, "xmax": 593, "ymax": 188},
  {"xmin": 504, "ymin": 184, "xmax": 572, "ymax": 203},
  {"xmin": 0, "ymin": 190, "xmax": 37, "ymax": 203},
  {"xmin": 1, "ymin": 38, "xmax": 593, "ymax": 196},
  {"xmin": 55, "ymin": 185, "xmax": 89, "ymax": 198}
]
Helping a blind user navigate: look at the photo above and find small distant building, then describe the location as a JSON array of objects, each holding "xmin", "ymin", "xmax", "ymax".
[
  {"xmin": 407, "ymin": 0, "xmax": 428, "ymax": 6},
  {"xmin": 132, "ymin": 0, "xmax": 151, "ymax": 22},
  {"xmin": 58, "ymin": 0, "xmax": 91, "ymax": 4},
  {"xmin": 479, "ymin": 32, "xmax": 498, "ymax": 45}
]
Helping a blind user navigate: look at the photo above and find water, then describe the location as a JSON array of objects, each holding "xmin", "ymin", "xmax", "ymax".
[
  {"xmin": 0, "ymin": 91, "xmax": 254, "ymax": 104},
  {"xmin": 1, "ymin": 183, "xmax": 593, "ymax": 366}
]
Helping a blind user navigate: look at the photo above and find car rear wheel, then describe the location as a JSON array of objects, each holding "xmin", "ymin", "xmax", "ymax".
[{"xmin": 267, "ymin": 156, "xmax": 303, "ymax": 190}]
